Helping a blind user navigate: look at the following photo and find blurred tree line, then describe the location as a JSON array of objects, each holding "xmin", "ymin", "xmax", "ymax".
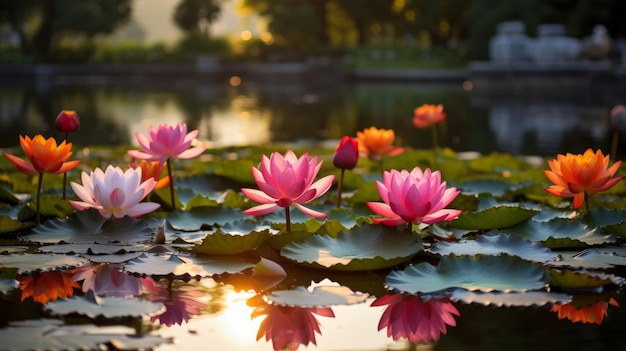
[{"xmin": 1, "ymin": 0, "xmax": 624, "ymax": 63}]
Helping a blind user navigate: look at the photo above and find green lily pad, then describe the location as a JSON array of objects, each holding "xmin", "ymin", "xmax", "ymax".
[
  {"xmin": 267, "ymin": 285, "xmax": 369, "ymax": 308},
  {"xmin": 548, "ymin": 268, "xmax": 624, "ymax": 289},
  {"xmin": 0, "ymin": 254, "xmax": 89, "ymax": 274},
  {"xmin": 502, "ymin": 218, "xmax": 616, "ymax": 248},
  {"xmin": 428, "ymin": 232, "xmax": 559, "ymax": 262},
  {"xmin": 559, "ymin": 247, "xmax": 626, "ymax": 268},
  {"xmin": 451, "ymin": 290, "xmax": 571, "ymax": 307},
  {"xmin": 0, "ymin": 215, "xmax": 32, "ymax": 234},
  {"xmin": 448, "ymin": 202, "xmax": 539, "ymax": 230},
  {"xmin": 167, "ymin": 206, "xmax": 244, "ymax": 231},
  {"xmin": 0, "ymin": 183, "xmax": 19, "ymax": 205},
  {"xmin": 25, "ymin": 209, "xmax": 154, "ymax": 244},
  {"xmin": 386, "ymin": 255, "xmax": 548, "ymax": 294},
  {"xmin": 192, "ymin": 219, "xmax": 271, "ymax": 255},
  {"xmin": 589, "ymin": 208, "xmax": 626, "ymax": 237},
  {"xmin": 124, "ymin": 252, "xmax": 254, "ymax": 278},
  {"xmin": 280, "ymin": 224, "xmax": 423, "ymax": 271},
  {"xmin": 0, "ymin": 319, "xmax": 169, "ymax": 351},
  {"xmin": 37, "ymin": 243, "xmax": 149, "ymax": 255},
  {"xmin": 46, "ymin": 291, "xmax": 164, "ymax": 319},
  {"xmin": 457, "ymin": 179, "xmax": 521, "ymax": 197}
]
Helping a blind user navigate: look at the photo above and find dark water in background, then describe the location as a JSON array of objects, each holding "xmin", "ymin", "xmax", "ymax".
[{"xmin": 1, "ymin": 78, "xmax": 624, "ymax": 157}]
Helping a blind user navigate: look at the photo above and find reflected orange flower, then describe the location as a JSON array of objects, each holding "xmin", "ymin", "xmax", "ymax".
[
  {"xmin": 4, "ymin": 135, "xmax": 80, "ymax": 176},
  {"xmin": 356, "ymin": 127, "xmax": 405, "ymax": 162},
  {"xmin": 544, "ymin": 149, "xmax": 622, "ymax": 210},
  {"xmin": 551, "ymin": 298, "xmax": 619, "ymax": 324},
  {"xmin": 131, "ymin": 160, "xmax": 171, "ymax": 190},
  {"xmin": 413, "ymin": 104, "xmax": 446, "ymax": 128},
  {"xmin": 371, "ymin": 293, "xmax": 460, "ymax": 344},
  {"xmin": 16, "ymin": 270, "xmax": 79, "ymax": 305},
  {"xmin": 249, "ymin": 296, "xmax": 335, "ymax": 351}
]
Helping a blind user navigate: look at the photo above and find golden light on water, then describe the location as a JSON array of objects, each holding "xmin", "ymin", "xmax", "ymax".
[{"xmin": 220, "ymin": 291, "xmax": 262, "ymax": 342}]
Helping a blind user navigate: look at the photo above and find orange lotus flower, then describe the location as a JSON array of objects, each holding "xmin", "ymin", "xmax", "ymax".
[
  {"xmin": 544, "ymin": 149, "xmax": 622, "ymax": 210},
  {"xmin": 413, "ymin": 104, "xmax": 446, "ymax": 128},
  {"xmin": 551, "ymin": 298, "xmax": 619, "ymax": 324},
  {"xmin": 4, "ymin": 135, "xmax": 80, "ymax": 176},
  {"xmin": 356, "ymin": 127, "xmax": 405, "ymax": 162},
  {"xmin": 16, "ymin": 270, "xmax": 80, "ymax": 305},
  {"xmin": 131, "ymin": 160, "xmax": 170, "ymax": 190}
]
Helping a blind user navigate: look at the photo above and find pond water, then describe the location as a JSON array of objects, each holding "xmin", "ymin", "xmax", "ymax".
[
  {"xmin": 2, "ymin": 77, "xmax": 626, "ymax": 351},
  {"xmin": 1, "ymin": 78, "xmax": 624, "ymax": 157}
]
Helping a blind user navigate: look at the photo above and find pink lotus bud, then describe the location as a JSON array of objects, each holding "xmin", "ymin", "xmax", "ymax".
[
  {"xmin": 55, "ymin": 110, "xmax": 80, "ymax": 133},
  {"xmin": 333, "ymin": 136, "xmax": 359, "ymax": 170}
]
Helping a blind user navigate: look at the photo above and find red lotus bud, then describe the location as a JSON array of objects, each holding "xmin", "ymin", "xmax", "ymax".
[
  {"xmin": 55, "ymin": 110, "xmax": 80, "ymax": 133},
  {"xmin": 333, "ymin": 136, "xmax": 359, "ymax": 170}
]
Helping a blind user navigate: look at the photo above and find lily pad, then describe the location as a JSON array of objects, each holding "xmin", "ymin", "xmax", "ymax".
[
  {"xmin": 25, "ymin": 209, "xmax": 154, "ymax": 244},
  {"xmin": 123, "ymin": 253, "xmax": 208, "ymax": 278},
  {"xmin": 0, "ymin": 319, "xmax": 169, "ymax": 351},
  {"xmin": 451, "ymin": 290, "xmax": 571, "ymax": 307},
  {"xmin": 449, "ymin": 204, "xmax": 539, "ymax": 230},
  {"xmin": 266, "ymin": 285, "xmax": 369, "ymax": 308},
  {"xmin": 457, "ymin": 179, "xmax": 520, "ymax": 197},
  {"xmin": 37, "ymin": 243, "xmax": 149, "ymax": 255},
  {"xmin": 428, "ymin": 232, "xmax": 559, "ymax": 262},
  {"xmin": 280, "ymin": 224, "xmax": 423, "ymax": 271},
  {"xmin": 167, "ymin": 206, "xmax": 244, "ymax": 231},
  {"xmin": 548, "ymin": 268, "xmax": 624, "ymax": 289},
  {"xmin": 192, "ymin": 219, "xmax": 271, "ymax": 255},
  {"xmin": 46, "ymin": 291, "xmax": 165, "ymax": 319},
  {"xmin": 0, "ymin": 215, "xmax": 32, "ymax": 234},
  {"xmin": 502, "ymin": 218, "xmax": 616, "ymax": 248},
  {"xmin": 386, "ymin": 255, "xmax": 548, "ymax": 294},
  {"xmin": 0, "ymin": 254, "xmax": 89, "ymax": 274}
]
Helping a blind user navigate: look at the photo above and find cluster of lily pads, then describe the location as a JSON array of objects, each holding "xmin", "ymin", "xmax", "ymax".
[{"xmin": 1, "ymin": 126, "xmax": 626, "ymax": 349}]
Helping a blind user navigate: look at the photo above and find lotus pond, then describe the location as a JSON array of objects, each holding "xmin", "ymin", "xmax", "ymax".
[{"xmin": 2, "ymin": 131, "xmax": 626, "ymax": 351}]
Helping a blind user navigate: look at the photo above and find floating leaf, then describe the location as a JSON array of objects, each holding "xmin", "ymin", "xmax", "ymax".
[
  {"xmin": 449, "ymin": 204, "xmax": 538, "ymax": 230},
  {"xmin": 548, "ymin": 268, "xmax": 624, "ymax": 289},
  {"xmin": 123, "ymin": 253, "xmax": 208, "ymax": 278},
  {"xmin": 428, "ymin": 232, "xmax": 559, "ymax": 262},
  {"xmin": 167, "ymin": 206, "xmax": 243, "ymax": 231},
  {"xmin": 560, "ymin": 247, "xmax": 626, "ymax": 268},
  {"xmin": 0, "ymin": 319, "xmax": 169, "ymax": 351},
  {"xmin": 37, "ymin": 243, "xmax": 149, "ymax": 255},
  {"xmin": 267, "ymin": 285, "xmax": 369, "ymax": 308},
  {"xmin": 0, "ymin": 215, "xmax": 32, "ymax": 234},
  {"xmin": 386, "ymin": 255, "xmax": 547, "ymax": 294},
  {"xmin": 46, "ymin": 291, "xmax": 164, "ymax": 319},
  {"xmin": 589, "ymin": 208, "xmax": 626, "ymax": 238},
  {"xmin": 0, "ymin": 254, "xmax": 89, "ymax": 274},
  {"xmin": 24, "ymin": 209, "xmax": 153, "ymax": 244},
  {"xmin": 502, "ymin": 218, "xmax": 616, "ymax": 248},
  {"xmin": 451, "ymin": 290, "xmax": 571, "ymax": 307},
  {"xmin": 192, "ymin": 219, "xmax": 271, "ymax": 255},
  {"xmin": 457, "ymin": 179, "xmax": 520, "ymax": 197},
  {"xmin": 280, "ymin": 224, "xmax": 423, "ymax": 271}
]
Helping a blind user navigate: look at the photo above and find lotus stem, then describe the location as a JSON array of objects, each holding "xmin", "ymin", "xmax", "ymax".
[
  {"xmin": 62, "ymin": 132, "xmax": 69, "ymax": 200},
  {"xmin": 166, "ymin": 159, "xmax": 176, "ymax": 210},
  {"xmin": 336, "ymin": 169, "xmax": 345, "ymax": 208},
  {"xmin": 285, "ymin": 206, "xmax": 291, "ymax": 232},
  {"xmin": 36, "ymin": 172, "xmax": 43, "ymax": 225},
  {"xmin": 584, "ymin": 192, "xmax": 591, "ymax": 219}
]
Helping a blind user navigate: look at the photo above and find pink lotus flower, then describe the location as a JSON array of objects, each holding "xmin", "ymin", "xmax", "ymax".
[
  {"xmin": 367, "ymin": 167, "xmax": 461, "ymax": 227},
  {"xmin": 127, "ymin": 123, "xmax": 205, "ymax": 210},
  {"xmin": 241, "ymin": 150, "xmax": 334, "ymax": 231},
  {"xmin": 72, "ymin": 263, "xmax": 149, "ymax": 297},
  {"xmin": 70, "ymin": 165, "xmax": 160, "ymax": 218},
  {"xmin": 127, "ymin": 123, "xmax": 205, "ymax": 164},
  {"xmin": 250, "ymin": 296, "xmax": 335, "ymax": 351},
  {"xmin": 371, "ymin": 293, "xmax": 460, "ymax": 344}
]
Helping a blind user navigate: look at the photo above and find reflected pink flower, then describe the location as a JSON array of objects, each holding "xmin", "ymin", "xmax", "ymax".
[
  {"xmin": 371, "ymin": 293, "xmax": 460, "ymax": 344},
  {"xmin": 127, "ymin": 123, "xmax": 206, "ymax": 164},
  {"xmin": 241, "ymin": 150, "xmax": 334, "ymax": 231},
  {"xmin": 367, "ymin": 167, "xmax": 461, "ymax": 227},
  {"xmin": 250, "ymin": 297, "xmax": 335, "ymax": 351},
  {"xmin": 72, "ymin": 263, "xmax": 150, "ymax": 297},
  {"xmin": 145, "ymin": 282, "xmax": 205, "ymax": 327},
  {"xmin": 70, "ymin": 165, "xmax": 160, "ymax": 218},
  {"xmin": 16, "ymin": 270, "xmax": 79, "ymax": 305}
]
